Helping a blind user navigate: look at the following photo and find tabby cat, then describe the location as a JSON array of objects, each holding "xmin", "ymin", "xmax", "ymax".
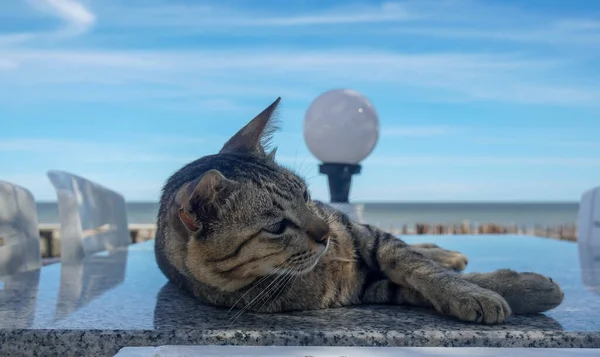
[{"xmin": 155, "ymin": 98, "xmax": 564, "ymax": 324}]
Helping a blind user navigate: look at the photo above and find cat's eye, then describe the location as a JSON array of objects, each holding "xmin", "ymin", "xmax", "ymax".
[{"xmin": 263, "ymin": 219, "xmax": 288, "ymax": 235}]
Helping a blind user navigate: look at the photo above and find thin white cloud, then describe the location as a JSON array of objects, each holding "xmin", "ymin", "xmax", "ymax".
[
  {"xmin": 193, "ymin": 99, "xmax": 258, "ymax": 113},
  {"xmin": 0, "ymin": 138, "xmax": 126, "ymax": 153},
  {"xmin": 276, "ymin": 155, "xmax": 319, "ymax": 167},
  {"xmin": 382, "ymin": 126, "xmax": 463, "ymax": 137},
  {"xmin": 0, "ymin": 138, "xmax": 211, "ymax": 164},
  {"xmin": 472, "ymin": 137, "xmax": 600, "ymax": 149},
  {"xmin": 554, "ymin": 19, "xmax": 600, "ymax": 31},
  {"xmin": 257, "ymin": 154, "xmax": 600, "ymax": 168},
  {"xmin": 86, "ymin": 0, "xmax": 600, "ymax": 49},
  {"xmin": 3, "ymin": 0, "xmax": 95, "ymax": 46},
  {"xmin": 0, "ymin": 1, "xmax": 596, "ymax": 106},
  {"xmin": 366, "ymin": 155, "xmax": 600, "ymax": 167},
  {"xmin": 5, "ymin": 0, "xmax": 599, "ymax": 49},
  {"xmin": 1, "ymin": 138, "xmax": 598, "ymax": 170},
  {"xmin": 0, "ymin": 58, "xmax": 18, "ymax": 70},
  {"xmin": 0, "ymin": 33, "xmax": 38, "ymax": 47},
  {"xmin": 39, "ymin": 0, "xmax": 95, "ymax": 29},
  {"xmin": 233, "ymin": 3, "xmax": 410, "ymax": 27},
  {"xmin": 349, "ymin": 179, "xmax": 593, "ymax": 202},
  {"xmin": 1, "ymin": 49, "xmax": 595, "ymax": 106},
  {"xmin": 387, "ymin": 24, "xmax": 600, "ymax": 47},
  {"xmin": 82, "ymin": 154, "xmax": 195, "ymax": 164},
  {"xmin": 1, "ymin": 173, "xmax": 163, "ymax": 201},
  {"xmin": 376, "ymin": 0, "xmax": 600, "ymax": 47},
  {"xmin": 100, "ymin": 1, "xmax": 411, "ymax": 29},
  {"xmin": 4, "ymin": 172, "xmax": 591, "ymax": 202},
  {"xmin": 0, "ymin": 137, "xmax": 210, "ymax": 150}
]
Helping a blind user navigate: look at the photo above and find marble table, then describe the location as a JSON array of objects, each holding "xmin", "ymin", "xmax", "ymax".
[{"xmin": 0, "ymin": 235, "xmax": 599, "ymax": 357}]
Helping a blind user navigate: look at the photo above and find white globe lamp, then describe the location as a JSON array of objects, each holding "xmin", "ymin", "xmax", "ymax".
[{"xmin": 303, "ymin": 89, "xmax": 379, "ymax": 212}]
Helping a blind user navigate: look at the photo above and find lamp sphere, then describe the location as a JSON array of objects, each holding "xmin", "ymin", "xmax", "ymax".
[{"xmin": 303, "ymin": 89, "xmax": 379, "ymax": 164}]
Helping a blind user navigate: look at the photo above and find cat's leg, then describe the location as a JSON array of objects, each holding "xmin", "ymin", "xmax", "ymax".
[
  {"xmin": 363, "ymin": 232, "xmax": 511, "ymax": 324},
  {"xmin": 404, "ymin": 243, "xmax": 562, "ymax": 313},
  {"xmin": 360, "ymin": 270, "xmax": 564, "ymax": 316},
  {"xmin": 461, "ymin": 269, "xmax": 564, "ymax": 314},
  {"xmin": 360, "ymin": 278, "xmax": 432, "ymax": 308},
  {"xmin": 409, "ymin": 243, "xmax": 468, "ymax": 271},
  {"xmin": 405, "ymin": 245, "xmax": 562, "ymax": 313}
]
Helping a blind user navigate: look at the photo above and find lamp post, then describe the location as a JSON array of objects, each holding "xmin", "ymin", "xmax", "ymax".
[{"xmin": 303, "ymin": 89, "xmax": 379, "ymax": 222}]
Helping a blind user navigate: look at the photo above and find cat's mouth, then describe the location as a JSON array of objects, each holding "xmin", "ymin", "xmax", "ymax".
[
  {"xmin": 274, "ymin": 238, "xmax": 330, "ymax": 276},
  {"xmin": 292, "ymin": 237, "xmax": 330, "ymax": 275}
]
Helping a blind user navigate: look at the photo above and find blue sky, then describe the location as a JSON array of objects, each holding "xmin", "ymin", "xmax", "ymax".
[{"xmin": 0, "ymin": 0, "xmax": 599, "ymax": 202}]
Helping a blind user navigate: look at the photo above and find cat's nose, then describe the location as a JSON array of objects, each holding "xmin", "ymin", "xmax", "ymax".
[{"xmin": 308, "ymin": 221, "xmax": 330, "ymax": 244}]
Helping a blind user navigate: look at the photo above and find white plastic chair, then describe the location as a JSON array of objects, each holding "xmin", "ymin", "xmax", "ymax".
[
  {"xmin": 577, "ymin": 185, "xmax": 600, "ymax": 293},
  {"xmin": 46, "ymin": 170, "xmax": 131, "ymax": 263},
  {"xmin": 0, "ymin": 180, "xmax": 42, "ymax": 277},
  {"xmin": 54, "ymin": 248, "xmax": 129, "ymax": 320}
]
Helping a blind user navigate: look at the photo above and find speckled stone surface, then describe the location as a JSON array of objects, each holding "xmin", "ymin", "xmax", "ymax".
[{"xmin": 1, "ymin": 235, "xmax": 599, "ymax": 357}]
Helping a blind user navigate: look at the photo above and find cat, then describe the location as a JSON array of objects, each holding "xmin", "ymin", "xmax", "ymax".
[{"xmin": 155, "ymin": 97, "xmax": 564, "ymax": 324}]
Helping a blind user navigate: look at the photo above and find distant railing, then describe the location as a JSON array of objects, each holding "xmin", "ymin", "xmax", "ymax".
[{"xmin": 37, "ymin": 221, "xmax": 577, "ymax": 259}]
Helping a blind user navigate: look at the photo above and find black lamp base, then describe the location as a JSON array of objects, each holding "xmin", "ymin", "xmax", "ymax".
[{"xmin": 319, "ymin": 163, "xmax": 361, "ymax": 203}]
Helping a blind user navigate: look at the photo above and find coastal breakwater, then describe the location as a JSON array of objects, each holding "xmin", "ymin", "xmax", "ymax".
[
  {"xmin": 37, "ymin": 221, "xmax": 578, "ymax": 259},
  {"xmin": 383, "ymin": 222, "xmax": 577, "ymax": 242}
]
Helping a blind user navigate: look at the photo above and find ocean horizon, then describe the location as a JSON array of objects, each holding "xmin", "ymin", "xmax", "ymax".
[{"xmin": 35, "ymin": 201, "xmax": 580, "ymax": 228}]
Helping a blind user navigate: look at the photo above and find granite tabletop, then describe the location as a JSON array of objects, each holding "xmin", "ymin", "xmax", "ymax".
[{"xmin": 0, "ymin": 235, "xmax": 599, "ymax": 356}]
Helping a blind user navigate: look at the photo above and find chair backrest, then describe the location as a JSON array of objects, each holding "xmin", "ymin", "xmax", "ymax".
[
  {"xmin": 578, "ymin": 186, "xmax": 600, "ymax": 292},
  {"xmin": 54, "ymin": 249, "xmax": 128, "ymax": 320},
  {"xmin": 46, "ymin": 170, "xmax": 130, "ymax": 263},
  {"xmin": 0, "ymin": 270, "xmax": 40, "ymax": 327},
  {"xmin": 0, "ymin": 180, "xmax": 42, "ymax": 277},
  {"xmin": 578, "ymin": 185, "xmax": 600, "ymax": 247}
]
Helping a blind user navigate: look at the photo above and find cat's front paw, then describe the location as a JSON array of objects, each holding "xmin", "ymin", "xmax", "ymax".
[
  {"xmin": 436, "ymin": 250, "xmax": 469, "ymax": 272},
  {"xmin": 411, "ymin": 244, "xmax": 469, "ymax": 272},
  {"xmin": 434, "ymin": 285, "xmax": 512, "ymax": 324},
  {"xmin": 489, "ymin": 270, "xmax": 564, "ymax": 314}
]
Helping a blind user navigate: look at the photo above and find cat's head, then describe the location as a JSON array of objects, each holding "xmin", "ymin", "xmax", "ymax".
[{"xmin": 171, "ymin": 98, "xmax": 330, "ymax": 292}]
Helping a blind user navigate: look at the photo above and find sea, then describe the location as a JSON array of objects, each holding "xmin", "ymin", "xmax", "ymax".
[{"xmin": 35, "ymin": 202, "xmax": 579, "ymax": 229}]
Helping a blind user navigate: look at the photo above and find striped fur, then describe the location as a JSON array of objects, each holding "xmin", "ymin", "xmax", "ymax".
[{"xmin": 155, "ymin": 98, "xmax": 564, "ymax": 324}]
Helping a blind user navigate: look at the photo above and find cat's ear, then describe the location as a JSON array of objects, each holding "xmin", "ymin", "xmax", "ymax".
[
  {"xmin": 266, "ymin": 147, "xmax": 277, "ymax": 161},
  {"xmin": 177, "ymin": 169, "xmax": 238, "ymax": 233},
  {"xmin": 219, "ymin": 97, "xmax": 281, "ymax": 156}
]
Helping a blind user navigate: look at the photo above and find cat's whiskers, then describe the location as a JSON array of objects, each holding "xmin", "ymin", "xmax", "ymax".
[
  {"xmin": 244, "ymin": 256, "xmax": 312, "ymax": 318},
  {"xmin": 303, "ymin": 252, "xmax": 325, "ymax": 273},
  {"xmin": 301, "ymin": 173, "xmax": 320, "ymax": 185},
  {"xmin": 289, "ymin": 265, "xmax": 301, "ymax": 294},
  {"xmin": 269, "ymin": 264, "xmax": 301, "ymax": 308},
  {"xmin": 227, "ymin": 260, "xmax": 294, "ymax": 325},
  {"xmin": 259, "ymin": 267, "xmax": 297, "ymax": 313},
  {"xmin": 327, "ymin": 238, "xmax": 341, "ymax": 253},
  {"xmin": 226, "ymin": 264, "xmax": 286, "ymax": 316},
  {"xmin": 322, "ymin": 210, "xmax": 339, "ymax": 226},
  {"xmin": 295, "ymin": 155, "xmax": 312, "ymax": 179}
]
